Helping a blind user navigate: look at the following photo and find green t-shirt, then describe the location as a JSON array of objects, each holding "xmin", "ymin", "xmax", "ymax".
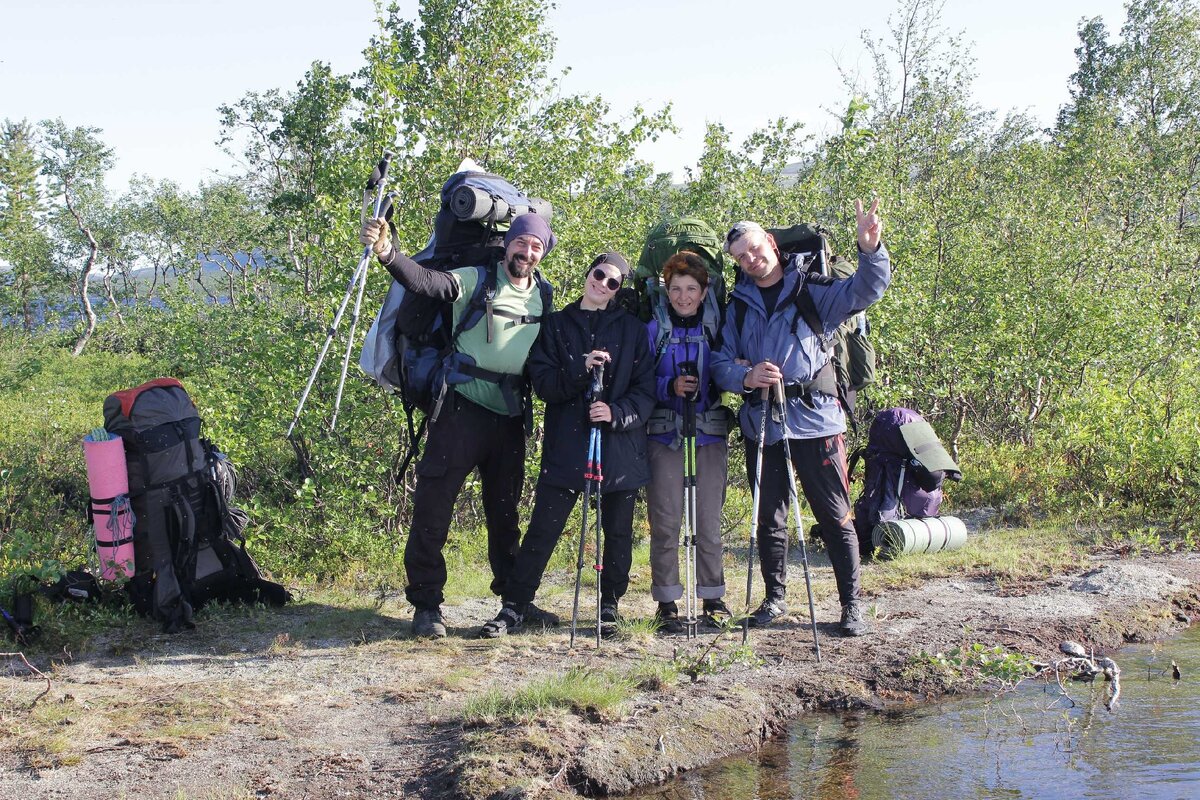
[{"xmin": 447, "ymin": 263, "xmax": 545, "ymax": 415}]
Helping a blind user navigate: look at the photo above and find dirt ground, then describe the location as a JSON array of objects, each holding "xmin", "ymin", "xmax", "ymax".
[{"xmin": 3, "ymin": 521, "xmax": 1198, "ymax": 800}]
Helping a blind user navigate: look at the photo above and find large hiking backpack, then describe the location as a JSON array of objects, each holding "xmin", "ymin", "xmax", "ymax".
[
  {"xmin": 633, "ymin": 217, "xmax": 728, "ymax": 350},
  {"xmin": 103, "ymin": 378, "xmax": 289, "ymax": 633},
  {"xmin": 358, "ymin": 164, "xmax": 554, "ymax": 474},
  {"xmin": 850, "ymin": 407, "xmax": 962, "ymax": 551},
  {"xmin": 767, "ymin": 224, "xmax": 877, "ymax": 410}
]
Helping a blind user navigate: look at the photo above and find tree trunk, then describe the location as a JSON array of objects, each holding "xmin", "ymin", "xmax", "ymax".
[{"xmin": 67, "ymin": 192, "xmax": 100, "ymax": 356}]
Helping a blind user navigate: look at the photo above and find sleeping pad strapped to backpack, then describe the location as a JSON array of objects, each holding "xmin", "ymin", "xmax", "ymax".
[
  {"xmin": 358, "ymin": 165, "xmax": 554, "ymax": 476},
  {"xmin": 103, "ymin": 378, "xmax": 289, "ymax": 633},
  {"xmin": 850, "ymin": 407, "xmax": 962, "ymax": 553}
]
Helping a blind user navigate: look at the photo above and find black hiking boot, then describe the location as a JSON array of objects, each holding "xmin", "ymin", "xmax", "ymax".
[
  {"xmin": 599, "ymin": 603, "xmax": 620, "ymax": 639},
  {"xmin": 840, "ymin": 601, "xmax": 870, "ymax": 637},
  {"xmin": 523, "ymin": 602, "xmax": 560, "ymax": 629},
  {"xmin": 412, "ymin": 606, "xmax": 447, "ymax": 639},
  {"xmin": 654, "ymin": 601, "xmax": 685, "ymax": 635},
  {"xmin": 479, "ymin": 604, "xmax": 523, "ymax": 639},
  {"xmin": 748, "ymin": 596, "xmax": 787, "ymax": 628},
  {"xmin": 701, "ymin": 598, "xmax": 733, "ymax": 628}
]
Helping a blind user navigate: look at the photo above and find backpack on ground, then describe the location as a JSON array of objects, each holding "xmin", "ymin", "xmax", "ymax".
[
  {"xmin": 103, "ymin": 378, "xmax": 290, "ymax": 633},
  {"xmin": 767, "ymin": 223, "xmax": 877, "ymax": 414},
  {"xmin": 358, "ymin": 163, "xmax": 554, "ymax": 474},
  {"xmin": 850, "ymin": 407, "xmax": 962, "ymax": 553}
]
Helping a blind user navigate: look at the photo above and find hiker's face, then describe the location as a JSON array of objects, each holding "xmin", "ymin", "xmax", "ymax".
[
  {"xmin": 729, "ymin": 232, "xmax": 779, "ymax": 283},
  {"xmin": 584, "ymin": 264, "xmax": 624, "ymax": 307},
  {"xmin": 505, "ymin": 234, "xmax": 545, "ymax": 278},
  {"xmin": 667, "ymin": 274, "xmax": 707, "ymax": 318}
]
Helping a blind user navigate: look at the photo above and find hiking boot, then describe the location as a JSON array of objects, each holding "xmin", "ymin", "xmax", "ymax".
[
  {"xmin": 840, "ymin": 601, "xmax": 870, "ymax": 637},
  {"xmin": 412, "ymin": 606, "xmax": 447, "ymax": 639},
  {"xmin": 701, "ymin": 598, "xmax": 733, "ymax": 628},
  {"xmin": 748, "ymin": 596, "xmax": 787, "ymax": 628},
  {"xmin": 479, "ymin": 604, "xmax": 523, "ymax": 639},
  {"xmin": 654, "ymin": 601, "xmax": 686, "ymax": 635},
  {"xmin": 523, "ymin": 602, "xmax": 560, "ymax": 629},
  {"xmin": 599, "ymin": 603, "xmax": 620, "ymax": 639}
]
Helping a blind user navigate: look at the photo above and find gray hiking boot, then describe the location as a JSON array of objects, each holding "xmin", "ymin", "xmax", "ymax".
[
  {"xmin": 840, "ymin": 601, "xmax": 870, "ymax": 637},
  {"xmin": 749, "ymin": 596, "xmax": 787, "ymax": 628},
  {"xmin": 479, "ymin": 605, "xmax": 523, "ymax": 639},
  {"xmin": 412, "ymin": 606, "xmax": 447, "ymax": 639}
]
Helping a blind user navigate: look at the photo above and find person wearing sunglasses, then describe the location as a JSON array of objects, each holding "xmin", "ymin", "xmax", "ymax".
[{"xmin": 480, "ymin": 252, "xmax": 656, "ymax": 638}]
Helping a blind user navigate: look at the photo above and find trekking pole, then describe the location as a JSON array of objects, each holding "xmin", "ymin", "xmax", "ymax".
[
  {"xmin": 332, "ymin": 191, "xmax": 397, "ymax": 432},
  {"xmin": 594, "ymin": 418, "xmax": 605, "ymax": 648},
  {"xmin": 743, "ymin": 385, "xmax": 770, "ymax": 645},
  {"xmin": 287, "ymin": 151, "xmax": 393, "ymax": 440},
  {"xmin": 570, "ymin": 424, "xmax": 600, "ymax": 648},
  {"xmin": 775, "ymin": 381, "xmax": 822, "ymax": 661},
  {"xmin": 682, "ymin": 392, "xmax": 698, "ymax": 639}
]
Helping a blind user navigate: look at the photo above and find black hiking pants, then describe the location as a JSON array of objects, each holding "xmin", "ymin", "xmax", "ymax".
[
  {"xmin": 404, "ymin": 394, "xmax": 526, "ymax": 610},
  {"xmin": 502, "ymin": 482, "xmax": 637, "ymax": 609},
  {"xmin": 744, "ymin": 433, "xmax": 861, "ymax": 608}
]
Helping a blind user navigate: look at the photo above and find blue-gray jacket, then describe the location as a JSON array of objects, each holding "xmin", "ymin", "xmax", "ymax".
[{"xmin": 711, "ymin": 244, "xmax": 891, "ymax": 444}]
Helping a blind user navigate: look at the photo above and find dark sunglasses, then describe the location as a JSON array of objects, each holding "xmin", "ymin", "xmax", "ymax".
[{"xmin": 591, "ymin": 268, "xmax": 622, "ymax": 291}]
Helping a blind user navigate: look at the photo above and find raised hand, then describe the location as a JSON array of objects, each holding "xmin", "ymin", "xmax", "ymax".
[
  {"xmin": 855, "ymin": 198, "xmax": 882, "ymax": 253},
  {"xmin": 359, "ymin": 217, "xmax": 393, "ymax": 259}
]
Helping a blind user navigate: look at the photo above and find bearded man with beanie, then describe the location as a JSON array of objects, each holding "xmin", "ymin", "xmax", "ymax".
[
  {"xmin": 361, "ymin": 212, "xmax": 559, "ymax": 638},
  {"xmin": 711, "ymin": 200, "xmax": 890, "ymax": 637}
]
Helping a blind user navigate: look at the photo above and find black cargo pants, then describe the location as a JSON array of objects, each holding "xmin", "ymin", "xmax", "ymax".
[
  {"xmin": 403, "ymin": 393, "xmax": 526, "ymax": 610},
  {"xmin": 743, "ymin": 433, "xmax": 861, "ymax": 607}
]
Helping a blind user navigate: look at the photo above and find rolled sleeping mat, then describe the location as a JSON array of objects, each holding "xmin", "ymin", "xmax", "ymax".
[
  {"xmin": 872, "ymin": 516, "xmax": 967, "ymax": 558},
  {"xmin": 450, "ymin": 185, "xmax": 510, "ymax": 223},
  {"xmin": 83, "ymin": 431, "xmax": 136, "ymax": 580}
]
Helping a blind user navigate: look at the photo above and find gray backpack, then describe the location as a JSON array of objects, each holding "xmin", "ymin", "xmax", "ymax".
[{"xmin": 103, "ymin": 378, "xmax": 289, "ymax": 633}]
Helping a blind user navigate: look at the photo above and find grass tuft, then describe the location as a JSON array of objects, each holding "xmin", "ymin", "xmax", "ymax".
[{"xmin": 461, "ymin": 666, "xmax": 633, "ymax": 724}]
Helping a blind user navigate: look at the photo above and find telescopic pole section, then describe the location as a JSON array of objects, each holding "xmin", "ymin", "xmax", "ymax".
[
  {"xmin": 570, "ymin": 426, "xmax": 599, "ymax": 648},
  {"xmin": 286, "ymin": 151, "xmax": 393, "ymax": 440},
  {"xmin": 775, "ymin": 380, "xmax": 821, "ymax": 661},
  {"xmin": 743, "ymin": 385, "xmax": 770, "ymax": 645}
]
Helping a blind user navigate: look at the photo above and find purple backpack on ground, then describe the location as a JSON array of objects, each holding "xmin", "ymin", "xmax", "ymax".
[{"xmin": 851, "ymin": 408, "xmax": 962, "ymax": 550}]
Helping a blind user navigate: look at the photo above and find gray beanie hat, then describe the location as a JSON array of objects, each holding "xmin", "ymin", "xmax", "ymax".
[{"xmin": 504, "ymin": 213, "xmax": 557, "ymax": 254}]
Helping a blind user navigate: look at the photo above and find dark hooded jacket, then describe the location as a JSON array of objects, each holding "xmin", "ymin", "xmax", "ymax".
[{"xmin": 529, "ymin": 298, "xmax": 656, "ymax": 493}]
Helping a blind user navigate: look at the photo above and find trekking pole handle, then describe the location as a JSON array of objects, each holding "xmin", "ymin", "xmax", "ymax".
[{"xmin": 366, "ymin": 151, "xmax": 393, "ymax": 193}]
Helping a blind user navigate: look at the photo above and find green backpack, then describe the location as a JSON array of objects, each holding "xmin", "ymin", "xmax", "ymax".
[{"xmin": 633, "ymin": 217, "xmax": 729, "ymax": 353}]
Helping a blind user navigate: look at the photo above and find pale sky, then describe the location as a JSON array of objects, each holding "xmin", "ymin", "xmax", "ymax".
[{"xmin": 0, "ymin": 0, "xmax": 1129, "ymax": 193}]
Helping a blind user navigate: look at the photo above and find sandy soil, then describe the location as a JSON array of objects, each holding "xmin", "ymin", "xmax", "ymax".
[{"xmin": 3, "ymin": 525, "xmax": 1197, "ymax": 800}]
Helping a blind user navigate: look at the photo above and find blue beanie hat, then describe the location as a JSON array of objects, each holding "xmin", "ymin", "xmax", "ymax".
[{"xmin": 504, "ymin": 213, "xmax": 556, "ymax": 254}]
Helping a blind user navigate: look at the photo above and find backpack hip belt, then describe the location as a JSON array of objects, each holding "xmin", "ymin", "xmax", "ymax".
[
  {"xmin": 646, "ymin": 405, "xmax": 733, "ymax": 440},
  {"xmin": 744, "ymin": 361, "xmax": 838, "ymax": 407}
]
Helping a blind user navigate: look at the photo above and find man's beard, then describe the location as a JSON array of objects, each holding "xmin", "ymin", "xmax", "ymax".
[{"xmin": 506, "ymin": 253, "xmax": 534, "ymax": 280}]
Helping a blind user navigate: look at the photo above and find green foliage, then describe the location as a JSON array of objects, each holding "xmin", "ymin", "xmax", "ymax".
[{"xmin": 914, "ymin": 640, "xmax": 1036, "ymax": 686}]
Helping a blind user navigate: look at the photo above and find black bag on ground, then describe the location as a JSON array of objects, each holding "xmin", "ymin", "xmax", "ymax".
[{"xmin": 103, "ymin": 378, "xmax": 290, "ymax": 633}]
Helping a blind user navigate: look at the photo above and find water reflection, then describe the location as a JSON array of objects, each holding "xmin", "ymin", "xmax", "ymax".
[{"xmin": 632, "ymin": 627, "xmax": 1200, "ymax": 799}]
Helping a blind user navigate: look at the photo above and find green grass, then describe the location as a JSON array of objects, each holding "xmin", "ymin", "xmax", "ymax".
[{"xmin": 461, "ymin": 666, "xmax": 634, "ymax": 724}]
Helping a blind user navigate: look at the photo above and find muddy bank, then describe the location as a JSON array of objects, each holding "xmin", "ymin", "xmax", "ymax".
[
  {"xmin": 2, "ymin": 549, "xmax": 1198, "ymax": 800},
  {"xmin": 456, "ymin": 555, "xmax": 1200, "ymax": 799}
]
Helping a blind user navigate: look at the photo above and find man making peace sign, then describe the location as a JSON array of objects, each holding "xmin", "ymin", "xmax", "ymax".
[{"xmin": 712, "ymin": 199, "xmax": 890, "ymax": 637}]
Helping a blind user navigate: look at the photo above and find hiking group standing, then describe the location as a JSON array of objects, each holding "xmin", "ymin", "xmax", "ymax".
[{"xmin": 361, "ymin": 184, "xmax": 890, "ymax": 642}]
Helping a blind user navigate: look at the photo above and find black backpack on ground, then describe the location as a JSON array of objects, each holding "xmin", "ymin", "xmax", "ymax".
[{"xmin": 103, "ymin": 378, "xmax": 290, "ymax": 633}]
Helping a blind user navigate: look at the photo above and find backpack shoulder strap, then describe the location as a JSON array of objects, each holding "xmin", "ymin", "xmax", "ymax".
[{"xmin": 450, "ymin": 264, "xmax": 497, "ymax": 347}]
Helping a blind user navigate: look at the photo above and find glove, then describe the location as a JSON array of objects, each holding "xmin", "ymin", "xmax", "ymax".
[{"xmin": 359, "ymin": 218, "xmax": 393, "ymax": 260}]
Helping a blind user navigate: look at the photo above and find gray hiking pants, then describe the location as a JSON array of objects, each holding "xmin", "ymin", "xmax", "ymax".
[{"xmin": 646, "ymin": 438, "xmax": 728, "ymax": 602}]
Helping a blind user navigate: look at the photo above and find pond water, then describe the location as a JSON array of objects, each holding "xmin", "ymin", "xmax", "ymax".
[{"xmin": 632, "ymin": 626, "xmax": 1200, "ymax": 799}]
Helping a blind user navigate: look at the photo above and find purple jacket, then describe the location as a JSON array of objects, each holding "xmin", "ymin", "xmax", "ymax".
[{"xmin": 646, "ymin": 318, "xmax": 725, "ymax": 448}]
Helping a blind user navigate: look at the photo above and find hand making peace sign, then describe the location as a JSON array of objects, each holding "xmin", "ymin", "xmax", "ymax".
[{"xmin": 855, "ymin": 198, "xmax": 883, "ymax": 253}]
